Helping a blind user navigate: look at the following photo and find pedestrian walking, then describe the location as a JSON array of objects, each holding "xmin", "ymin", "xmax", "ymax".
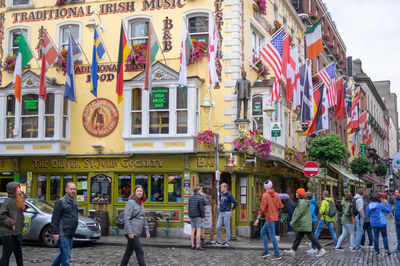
[
  {"xmin": 0, "ymin": 182, "xmax": 25, "ymax": 266},
  {"xmin": 120, "ymin": 185, "xmax": 150, "ymax": 266},
  {"xmin": 336, "ymin": 193, "xmax": 355, "ymax": 250},
  {"xmin": 305, "ymin": 192, "xmax": 319, "ymax": 254},
  {"xmin": 253, "ymin": 180, "xmax": 283, "ymax": 260},
  {"xmin": 366, "ymin": 192, "xmax": 391, "ymax": 255},
  {"xmin": 312, "ymin": 191, "xmax": 338, "ymax": 249},
  {"xmin": 51, "ymin": 182, "xmax": 79, "ymax": 266},
  {"xmin": 286, "ymin": 193, "xmax": 298, "ymax": 235},
  {"xmin": 216, "ymin": 183, "xmax": 237, "ymax": 247},
  {"xmin": 389, "ymin": 191, "xmax": 396, "ymax": 218},
  {"xmin": 361, "ymin": 191, "xmax": 373, "ymax": 249},
  {"xmin": 284, "ymin": 188, "xmax": 326, "ymax": 258},
  {"xmin": 188, "ymin": 185, "xmax": 205, "ymax": 250},
  {"xmin": 393, "ymin": 189, "xmax": 400, "ymax": 253},
  {"xmin": 353, "ymin": 188, "xmax": 365, "ymax": 250}
]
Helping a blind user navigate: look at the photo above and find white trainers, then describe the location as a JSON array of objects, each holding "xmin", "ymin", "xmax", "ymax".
[
  {"xmin": 316, "ymin": 248, "xmax": 327, "ymax": 257},
  {"xmin": 275, "ymin": 236, "xmax": 280, "ymax": 241},
  {"xmin": 284, "ymin": 249, "xmax": 296, "ymax": 256},
  {"xmin": 306, "ymin": 248, "xmax": 317, "ymax": 254}
]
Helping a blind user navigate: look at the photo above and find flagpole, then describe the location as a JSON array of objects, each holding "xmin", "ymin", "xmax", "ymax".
[
  {"xmin": 67, "ymin": 27, "xmax": 90, "ymax": 64},
  {"xmin": 96, "ymin": 27, "xmax": 112, "ymax": 63},
  {"xmin": 150, "ymin": 22, "xmax": 167, "ymax": 65},
  {"xmin": 44, "ymin": 29, "xmax": 64, "ymax": 64},
  {"xmin": 19, "ymin": 30, "xmax": 41, "ymax": 69}
]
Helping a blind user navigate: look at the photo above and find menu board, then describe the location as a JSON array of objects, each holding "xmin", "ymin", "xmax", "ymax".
[{"xmin": 90, "ymin": 174, "xmax": 112, "ymax": 203}]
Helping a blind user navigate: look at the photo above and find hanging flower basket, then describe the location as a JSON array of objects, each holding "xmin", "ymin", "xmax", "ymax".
[
  {"xmin": 188, "ymin": 39, "xmax": 208, "ymax": 66},
  {"xmin": 2, "ymin": 55, "xmax": 16, "ymax": 73},
  {"xmin": 55, "ymin": 49, "xmax": 68, "ymax": 73},
  {"xmin": 233, "ymin": 129, "xmax": 271, "ymax": 161},
  {"xmin": 284, "ymin": 145, "xmax": 308, "ymax": 165},
  {"xmin": 126, "ymin": 44, "xmax": 147, "ymax": 70},
  {"xmin": 196, "ymin": 130, "xmax": 216, "ymax": 147},
  {"xmin": 255, "ymin": 0, "xmax": 267, "ymax": 15},
  {"xmin": 270, "ymin": 20, "xmax": 282, "ymax": 35}
]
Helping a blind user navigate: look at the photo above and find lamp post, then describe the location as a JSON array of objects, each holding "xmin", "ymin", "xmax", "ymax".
[{"xmin": 215, "ymin": 133, "xmax": 220, "ymax": 210}]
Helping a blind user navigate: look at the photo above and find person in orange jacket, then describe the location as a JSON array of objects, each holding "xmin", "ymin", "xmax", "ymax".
[{"xmin": 253, "ymin": 180, "xmax": 284, "ymax": 260}]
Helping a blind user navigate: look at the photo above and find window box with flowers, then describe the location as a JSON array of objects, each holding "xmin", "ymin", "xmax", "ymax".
[
  {"xmin": 252, "ymin": 56, "xmax": 270, "ymax": 79},
  {"xmin": 253, "ymin": 0, "xmax": 267, "ymax": 15},
  {"xmin": 2, "ymin": 55, "xmax": 16, "ymax": 73},
  {"xmin": 233, "ymin": 129, "xmax": 271, "ymax": 161},
  {"xmin": 284, "ymin": 146, "xmax": 308, "ymax": 165},
  {"xmin": 125, "ymin": 44, "xmax": 147, "ymax": 71},
  {"xmin": 55, "ymin": 49, "xmax": 68, "ymax": 74},
  {"xmin": 188, "ymin": 39, "xmax": 208, "ymax": 66},
  {"xmin": 270, "ymin": 20, "xmax": 282, "ymax": 35}
]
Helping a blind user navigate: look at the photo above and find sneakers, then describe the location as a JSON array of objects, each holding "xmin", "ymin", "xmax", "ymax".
[
  {"xmin": 316, "ymin": 248, "xmax": 327, "ymax": 257},
  {"xmin": 222, "ymin": 242, "xmax": 229, "ymax": 248},
  {"xmin": 213, "ymin": 241, "xmax": 221, "ymax": 246},
  {"xmin": 306, "ymin": 248, "xmax": 317, "ymax": 254},
  {"xmin": 196, "ymin": 246, "xmax": 205, "ymax": 250},
  {"xmin": 260, "ymin": 252, "xmax": 271, "ymax": 258},
  {"xmin": 335, "ymin": 246, "xmax": 343, "ymax": 250},
  {"xmin": 385, "ymin": 250, "xmax": 391, "ymax": 256},
  {"xmin": 350, "ymin": 247, "xmax": 355, "ymax": 252},
  {"xmin": 271, "ymin": 255, "xmax": 282, "ymax": 260},
  {"xmin": 284, "ymin": 249, "xmax": 296, "ymax": 256},
  {"xmin": 275, "ymin": 236, "xmax": 280, "ymax": 241}
]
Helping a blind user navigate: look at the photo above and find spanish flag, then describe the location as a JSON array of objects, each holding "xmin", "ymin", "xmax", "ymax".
[{"xmin": 116, "ymin": 22, "xmax": 131, "ymax": 104}]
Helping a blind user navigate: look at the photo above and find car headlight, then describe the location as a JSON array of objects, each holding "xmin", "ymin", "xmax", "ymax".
[{"xmin": 78, "ymin": 221, "xmax": 86, "ymax": 228}]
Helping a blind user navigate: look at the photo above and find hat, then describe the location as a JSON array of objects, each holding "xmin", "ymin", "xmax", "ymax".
[
  {"xmin": 264, "ymin": 180, "xmax": 273, "ymax": 190},
  {"xmin": 296, "ymin": 188, "xmax": 306, "ymax": 196}
]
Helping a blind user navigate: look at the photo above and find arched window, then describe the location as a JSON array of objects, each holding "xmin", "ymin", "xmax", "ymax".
[
  {"xmin": 6, "ymin": 27, "xmax": 29, "ymax": 56},
  {"xmin": 129, "ymin": 20, "xmax": 149, "ymax": 46},
  {"xmin": 188, "ymin": 15, "xmax": 209, "ymax": 44}
]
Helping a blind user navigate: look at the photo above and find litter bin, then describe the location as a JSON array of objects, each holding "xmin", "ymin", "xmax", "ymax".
[{"xmin": 94, "ymin": 211, "xmax": 109, "ymax": 236}]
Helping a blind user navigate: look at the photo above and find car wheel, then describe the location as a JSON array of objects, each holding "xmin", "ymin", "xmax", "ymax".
[{"xmin": 41, "ymin": 225, "xmax": 57, "ymax": 247}]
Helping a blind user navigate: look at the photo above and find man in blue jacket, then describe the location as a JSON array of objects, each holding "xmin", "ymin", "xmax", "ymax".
[
  {"xmin": 216, "ymin": 183, "xmax": 237, "ymax": 247},
  {"xmin": 394, "ymin": 189, "xmax": 400, "ymax": 253}
]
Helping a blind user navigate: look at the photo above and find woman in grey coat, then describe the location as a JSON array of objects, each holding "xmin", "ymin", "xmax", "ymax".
[{"xmin": 120, "ymin": 185, "xmax": 150, "ymax": 266}]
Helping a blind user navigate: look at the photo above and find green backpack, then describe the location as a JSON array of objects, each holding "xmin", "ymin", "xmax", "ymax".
[{"xmin": 324, "ymin": 200, "xmax": 337, "ymax": 218}]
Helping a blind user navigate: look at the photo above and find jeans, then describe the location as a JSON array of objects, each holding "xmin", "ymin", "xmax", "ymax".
[
  {"xmin": 216, "ymin": 211, "xmax": 232, "ymax": 243},
  {"xmin": 361, "ymin": 221, "xmax": 373, "ymax": 246},
  {"xmin": 312, "ymin": 222, "xmax": 317, "ymax": 234},
  {"xmin": 336, "ymin": 223, "xmax": 355, "ymax": 249},
  {"xmin": 395, "ymin": 222, "xmax": 400, "ymax": 251},
  {"xmin": 354, "ymin": 217, "xmax": 364, "ymax": 250},
  {"xmin": 312, "ymin": 219, "xmax": 337, "ymax": 249},
  {"xmin": 287, "ymin": 210, "xmax": 294, "ymax": 232},
  {"xmin": 292, "ymin": 231, "xmax": 322, "ymax": 251},
  {"xmin": 120, "ymin": 235, "xmax": 146, "ymax": 266},
  {"xmin": 372, "ymin": 226, "xmax": 389, "ymax": 252},
  {"xmin": 261, "ymin": 221, "xmax": 280, "ymax": 256},
  {"xmin": 51, "ymin": 236, "xmax": 73, "ymax": 266},
  {"xmin": 0, "ymin": 235, "xmax": 23, "ymax": 266}
]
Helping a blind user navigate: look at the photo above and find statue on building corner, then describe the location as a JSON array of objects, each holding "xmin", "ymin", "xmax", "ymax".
[{"xmin": 234, "ymin": 71, "xmax": 251, "ymax": 122}]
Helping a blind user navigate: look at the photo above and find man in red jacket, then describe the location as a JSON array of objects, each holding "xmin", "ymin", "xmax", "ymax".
[{"xmin": 254, "ymin": 180, "xmax": 283, "ymax": 260}]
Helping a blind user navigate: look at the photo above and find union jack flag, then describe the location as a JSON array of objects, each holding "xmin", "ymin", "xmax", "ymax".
[
  {"xmin": 318, "ymin": 63, "xmax": 336, "ymax": 107},
  {"xmin": 259, "ymin": 29, "xmax": 284, "ymax": 102}
]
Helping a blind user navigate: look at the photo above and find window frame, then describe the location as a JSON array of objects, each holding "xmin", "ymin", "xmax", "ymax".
[
  {"xmin": 5, "ymin": 26, "xmax": 30, "ymax": 57},
  {"xmin": 7, "ymin": 0, "xmax": 33, "ymax": 9},
  {"xmin": 187, "ymin": 14, "xmax": 209, "ymax": 44},
  {"xmin": 56, "ymin": 21, "xmax": 82, "ymax": 60}
]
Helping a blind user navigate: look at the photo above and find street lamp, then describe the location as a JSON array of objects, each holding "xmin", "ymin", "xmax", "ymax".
[{"xmin": 86, "ymin": 10, "xmax": 106, "ymax": 33}]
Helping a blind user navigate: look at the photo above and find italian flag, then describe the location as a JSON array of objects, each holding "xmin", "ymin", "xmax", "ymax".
[
  {"xmin": 178, "ymin": 18, "xmax": 192, "ymax": 89},
  {"xmin": 306, "ymin": 19, "xmax": 323, "ymax": 60},
  {"xmin": 144, "ymin": 23, "xmax": 159, "ymax": 91},
  {"xmin": 13, "ymin": 34, "xmax": 33, "ymax": 102}
]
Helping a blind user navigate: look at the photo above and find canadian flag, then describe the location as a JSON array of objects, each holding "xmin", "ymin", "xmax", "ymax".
[{"xmin": 39, "ymin": 30, "xmax": 58, "ymax": 103}]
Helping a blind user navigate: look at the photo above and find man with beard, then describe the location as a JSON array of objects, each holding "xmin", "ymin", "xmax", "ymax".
[{"xmin": 0, "ymin": 182, "xmax": 25, "ymax": 266}]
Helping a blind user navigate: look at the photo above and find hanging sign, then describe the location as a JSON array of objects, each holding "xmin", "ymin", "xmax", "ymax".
[{"xmin": 271, "ymin": 122, "xmax": 281, "ymax": 137}]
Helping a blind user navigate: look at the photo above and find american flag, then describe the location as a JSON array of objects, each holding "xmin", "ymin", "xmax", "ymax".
[
  {"xmin": 318, "ymin": 63, "xmax": 336, "ymax": 107},
  {"xmin": 259, "ymin": 29, "xmax": 284, "ymax": 102}
]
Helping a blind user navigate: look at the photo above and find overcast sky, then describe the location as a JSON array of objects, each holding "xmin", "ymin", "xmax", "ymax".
[{"xmin": 324, "ymin": 0, "xmax": 400, "ymax": 112}]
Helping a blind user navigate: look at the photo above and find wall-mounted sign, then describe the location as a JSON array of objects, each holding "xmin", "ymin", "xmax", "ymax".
[
  {"xmin": 82, "ymin": 98, "xmax": 119, "ymax": 138},
  {"xmin": 24, "ymin": 99, "xmax": 39, "ymax": 110},
  {"xmin": 90, "ymin": 174, "xmax": 112, "ymax": 203},
  {"xmin": 271, "ymin": 122, "xmax": 281, "ymax": 137},
  {"xmin": 150, "ymin": 88, "xmax": 169, "ymax": 109}
]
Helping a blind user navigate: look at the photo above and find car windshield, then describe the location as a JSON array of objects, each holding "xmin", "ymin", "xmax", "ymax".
[{"xmin": 28, "ymin": 199, "xmax": 54, "ymax": 214}]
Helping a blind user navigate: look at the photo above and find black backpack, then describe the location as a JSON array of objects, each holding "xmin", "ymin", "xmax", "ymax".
[
  {"xmin": 350, "ymin": 198, "xmax": 359, "ymax": 217},
  {"xmin": 314, "ymin": 203, "xmax": 320, "ymax": 216},
  {"xmin": 324, "ymin": 200, "xmax": 337, "ymax": 218},
  {"xmin": 116, "ymin": 211, "xmax": 126, "ymax": 229}
]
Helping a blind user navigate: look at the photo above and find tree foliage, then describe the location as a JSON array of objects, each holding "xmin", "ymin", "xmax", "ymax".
[
  {"xmin": 374, "ymin": 164, "xmax": 388, "ymax": 177},
  {"xmin": 350, "ymin": 155, "xmax": 371, "ymax": 177},
  {"xmin": 308, "ymin": 134, "xmax": 348, "ymax": 165}
]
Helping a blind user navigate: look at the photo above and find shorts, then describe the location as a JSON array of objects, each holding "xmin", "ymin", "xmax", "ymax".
[{"xmin": 191, "ymin": 217, "xmax": 204, "ymax": 228}]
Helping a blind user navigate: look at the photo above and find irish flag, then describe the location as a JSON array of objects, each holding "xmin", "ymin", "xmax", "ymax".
[
  {"xmin": 178, "ymin": 18, "xmax": 192, "ymax": 89},
  {"xmin": 144, "ymin": 23, "xmax": 159, "ymax": 91},
  {"xmin": 13, "ymin": 33, "xmax": 33, "ymax": 102},
  {"xmin": 306, "ymin": 19, "xmax": 323, "ymax": 59}
]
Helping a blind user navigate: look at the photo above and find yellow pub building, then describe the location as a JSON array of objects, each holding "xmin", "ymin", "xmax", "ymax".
[{"xmin": 0, "ymin": 0, "xmax": 322, "ymax": 238}]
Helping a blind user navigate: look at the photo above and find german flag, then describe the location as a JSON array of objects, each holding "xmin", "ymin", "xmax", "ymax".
[{"xmin": 116, "ymin": 22, "xmax": 131, "ymax": 104}]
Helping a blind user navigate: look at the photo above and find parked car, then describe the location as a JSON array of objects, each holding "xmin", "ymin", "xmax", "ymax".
[{"xmin": 0, "ymin": 197, "xmax": 101, "ymax": 247}]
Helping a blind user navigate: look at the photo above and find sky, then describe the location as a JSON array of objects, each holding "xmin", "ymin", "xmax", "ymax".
[{"xmin": 324, "ymin": 0, "xmax": 400, "ymax": 112}]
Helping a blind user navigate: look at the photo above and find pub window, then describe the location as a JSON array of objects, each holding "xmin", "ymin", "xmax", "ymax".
[
  {"xmin": 62, "ymin": 175, "xmax": 73, "ymax": 195},
  {"xmin": 167, "ymin": 175, "xmax": 182, "ymax": 202},
  {"xmin": 188, "ymin": 15, "xmax": 209, "ymax": 44},
  {"xmin": 62, "ymin": 98, "xmax": 69, "ymax": 138},
  {"xmin": 131, "ymin": 88, "xmax": 142, "ymax": 135},
  {"xmin": 118, "ymin": 175, "xmax": 131, "ymax": 202},
  {"xmin": 50, "ymin": 175, "xmax": 61, "ymax": 201},
  {"xmin": 149, "ymin": 87, "xmax": 169, "ymax": 134},
  {"xmin": 9, "ymin": 0, "xmax": 32, "ymax": 7},
  {"xmin": 251, "ymin": 95, "xmax": 263, "ymax": 134},
  {"xmin": 59, "ymin": 24, "xmax": 80, "ymax": 50},
  {"xmin": 8, "ymin": 28, "xmax": 28, "ymax": 56},
  {"xmin": 21, "ymin": 94, "xmax": 39, "ymax": 138},
  {"xmin": 250, "ymin": 28, "xmax": 263, "ymax": 59},
  {"xmin": 37, "ymin": 175, "xmax": 46, "ymax": 200},
  {"xmin": 45, "ymin": 93, "xmax": 55, "ymax": 138},
  {"xmin": 76, "ymin": 175, "xmax": 87, "ymax": 202},
  {"xmin": 135, "ymin": 175, "xmax": 148, "ymax": 198},
  {"xmin": 150, "ymin": 174, "xmax": 164, "ymax": 202},
  {"xmin": 129, "ymin": 20, "xmax": 149, "ymax": 46},
  {"xmin": 6, "ymin": 96, "xmax": 15, "ymax": 139},
  {"xmin": 176, "ymin": 88, "xmax": 188, "ymax": 134}
]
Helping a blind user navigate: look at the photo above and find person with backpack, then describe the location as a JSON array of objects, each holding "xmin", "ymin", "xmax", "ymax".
[
  {"xmin": 305, "ymin": 192, "xmax": 319, "ymax": 254},
  {"xmin": 188, "ymin": 185, "xmax": 205, "ymax": 250},
  {"xmin": 335, "ymin": 193, "xmax": 355, "ymax": 250},
  {"xmin": 361, "ymin": 191, "xmax": 374, "ymax": 249},
  {"xmin": 366, "ymin": 192, "xmax": 391, "ymax": 255},
  {"xmin": 284, "ymin": 188, "xmax": 326, "ymax": 258},
  {"xmin": 120, "ymin": 185, "xmax": 150, "ymax": 266},
  {"xmin": 312, "ymin": 191, "xmax": 338, "ymax": 249},
  {"xmin": 352, "ymin": 188, "xmax": 365, "ymax": 251}
]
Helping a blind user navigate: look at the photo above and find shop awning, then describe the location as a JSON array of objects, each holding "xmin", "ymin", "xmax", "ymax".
[
  {"xmin": 329, "ymin": 164, "xmax": 364, "ymax": 184},
  {"xmin": 363, "ymin": 174, "xmax": 388, "ymax": 187}
]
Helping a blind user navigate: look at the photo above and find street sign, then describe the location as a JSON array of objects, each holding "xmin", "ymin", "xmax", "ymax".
[
  {"xmin": 303, "ymin": 161, "xmax": 320, "ymax": 178},
  {"xmin": 271, "ymin": 122, "xmax": 281, "ymax": 137}
]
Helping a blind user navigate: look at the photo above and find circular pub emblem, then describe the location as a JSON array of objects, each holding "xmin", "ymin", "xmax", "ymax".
[{"xmin": 82, "ymin": 98, "xmax": 119, "ymax": 138}]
